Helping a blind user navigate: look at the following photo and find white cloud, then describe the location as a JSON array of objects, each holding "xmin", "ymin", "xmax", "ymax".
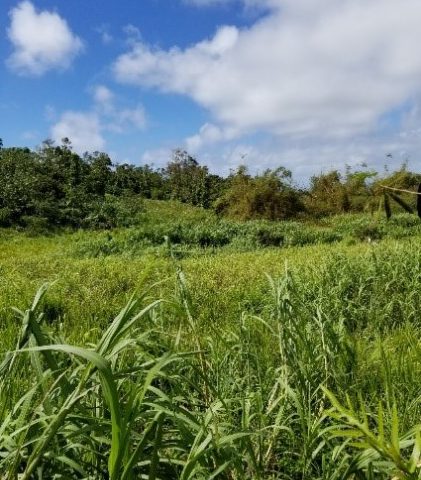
[
  {"xmin": 111, "ymin": 106, "xmax": 146, "ymax": 131},
  {"xmin": 186, "ymin": 123, "xmax": 224, "ymax": 151},
  {"xmin": 101, "ymin": 31, "xmax": 113, "ymax": 44},
  {"xmin": 113, "ymin": 25, "xmax": 239, "ymax": 89},
  {"xmin": 7, "ymin": 1, "xmax": 83, "ymax": 76},
  {"xmin": 123, "ymin": 24, "xmax": 142, "ymax": 44},
  {"xmin": 50, "ymin": 86, "xmax": 147, "ymax": 153},
  {"xmin": 187, "ymin": 109, "xmax": 421, "ymax": 180},
  {"xmin": 51, "ymin": 112, "xmax": 105, "ymax": 153},
  {"xmin": 93, "ymin": 85, "xmax": 114, "ymax": 110},
  {"xmin": 113, "ymin": 0, "xmax": 421, "ymax": 143},
  {"xmin": 186, "ymin": 123, "xmax": 240, "ymax": 152},
  {"xmin": 44, "ymin": 104, "xmax": 57, "ymax": 121},
  {"xmin": 96, "ymin": 24, "xmax": 113, "ymax": 45},
  {"xmin": 92, "ymin": 84, "xmax": 146, "ymax": 131},
  {"xmin": 105, "ymin": 105, "xmax": 146, "ymax": 133},
  {"xmin": 141, "ymin": 147, "xmax": 172, "ymax": 167},
  {"xmin": 183, "ymin": 96, "xmax": 421, "ymax": 178}
]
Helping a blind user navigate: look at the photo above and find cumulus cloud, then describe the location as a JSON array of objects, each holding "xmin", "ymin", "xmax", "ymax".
[
  {"xmin": 123, "ymin": 24, "xmax": 142, "ymax": 44},
  {"xmin": 93, "ymin": 85, "xmax": 114, "ymax": 111},
  {"xmin": 186, "ymin": 123, "xmax": 224, "ymax": 151},
  {"xmin": 186, "ymin": 123, "xmax": 240, "ymax": 152},
  {"xmin": 113, "ymin": 0, "xmax": 421, "ymax": 143},
  {"xmin": 184, "ymin": 94, "xmax": 421, "ymax": 178},
  {"xmin": 141, "ymin": 147, "xmax": 173, "ymax": 167},
  {"xmin": 7, "ymin": 1, "xmax": 83, "ymax": 76},
  {"xmin": 113, "ymin": 25, "xmax": 239, "ymax": 89},
  {"xmin": 50, "ymin": 85, "xmax": 147, "ymax": 153},
  {"xmin": 109, "ymin": 107, "xmax": 146, "ymax": 131},
  {"xmin": 187, "ymin": 128, "xmax": 421, "ymax": 181},
  {"xmin": 51, "ymin": 112, "xmax": 105, "ymax": 153},
  {"xmin": 92, "ymin": 84, "xmax": 146, "ymax": 131}
]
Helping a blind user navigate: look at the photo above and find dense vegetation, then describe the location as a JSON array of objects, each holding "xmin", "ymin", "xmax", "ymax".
[
  {"xmin": 0, "ymin": 200, "xmax": 420, "ymax": 479},
  {"xmin": 1, "ymin": 137, "xmax": 421, "ymax": 231},
  {"xmin": 0, "ymin": 139, "xmax": 420, "ymax": 478}
]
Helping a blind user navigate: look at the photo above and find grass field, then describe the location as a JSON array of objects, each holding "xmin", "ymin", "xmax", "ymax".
[{"xmin": 1, "ymin": 201, "xmax": 420, "ymax": 479}]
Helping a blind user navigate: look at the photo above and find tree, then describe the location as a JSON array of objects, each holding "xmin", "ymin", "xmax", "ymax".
[
  {"xmin": 32, "ymin": 139, "xmax": 91, "ymax": 225},
  {"xmin": 136, "ymin": 165, "xmax": 167, "ymax": 199},
  {"xmin": 214, "ymin": 166, "xmax": 303, "ymax": 220},
  {"xmin": 0, "ymin": 147, "xmax": 37, "ymax": 224},
  {"xmin": 165, "ymin": 149, "xmax": 214, "ymax": 207},
  {"xmin": 112, "ymin": 164, "xmax": 142, "ymax": 195},
  {"xmin": 83, "ymin": 152, "xmax": 113, "ymax": 196},
  {"xmin": 372, "ymin": 161, "xmax": 421, "ymax": 194},
  {"xmin": 306, "ymin": 170, "xmax": 349, "ymax": 216}
]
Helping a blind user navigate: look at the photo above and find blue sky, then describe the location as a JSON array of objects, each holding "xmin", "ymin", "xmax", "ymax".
[{"xmin": 2, "ymin": 0, "xmax": 421, "ymax": 179}]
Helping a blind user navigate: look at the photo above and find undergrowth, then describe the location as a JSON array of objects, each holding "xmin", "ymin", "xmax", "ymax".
[
  {"xmin": 1, "ymin": 204, "xmax": 421, "ymax": 478},
  {"xmin": 1, "ymin": 265, "xmax": 420, "ymax": 478}
]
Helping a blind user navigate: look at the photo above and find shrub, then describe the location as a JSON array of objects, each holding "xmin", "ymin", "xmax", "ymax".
[
  {"xmin": 0, "ymin": 207, "xmax": 13, "ymax": 227},
  {"xmin": 255, "ymin": 227, "xmax": 285, "ymax": 247},
  {"xmin": 353, "ymin": 224, "xmax": 384, "ymax": 242}
]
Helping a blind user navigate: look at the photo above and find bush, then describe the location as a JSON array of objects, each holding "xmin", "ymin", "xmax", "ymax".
[
  {"xmin": 255, "ymin": 227, "xmax": 285, "ymax": 247},
  {"xmin": 21, "ymin": 215, "xmax": 51, "ymax": 235},
  {"xmin": 353, "ymin": 224, "xmax": 384, "ymax": 242},
  {"xmin": 83, "ymin": 195, "xmax": 144, "ymax": 230},
  {"xmin": 0, "ymin": 207, "xmax": 13, "ymax": 227}
]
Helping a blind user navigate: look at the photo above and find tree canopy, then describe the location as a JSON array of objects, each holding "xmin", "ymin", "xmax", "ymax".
[{"xmin": 0, "ymin": 138, "xmax": 420, "ymax": 230}]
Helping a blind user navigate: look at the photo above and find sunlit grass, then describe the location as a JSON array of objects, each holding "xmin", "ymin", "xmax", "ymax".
[{"xmin": 1, "ymin": 205, "xmax": 421, "ymax": 477}]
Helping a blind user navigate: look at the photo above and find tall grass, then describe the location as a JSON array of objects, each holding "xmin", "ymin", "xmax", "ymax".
[
  {"xmin": 1, "ymin": 205, "xmax": 421, "ymax": 478},
  {"xmin": 1, "ymin": 262, "xmax": 420, "ymax": 478},
  {"xmin": 68, "ymin": 201, "xmax": 421, "ymax": 258}
]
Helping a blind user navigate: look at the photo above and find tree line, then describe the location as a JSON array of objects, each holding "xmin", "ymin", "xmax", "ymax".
[{"xmin": 0, "ymin": 137, "xmax": 420, "ymax": 229}]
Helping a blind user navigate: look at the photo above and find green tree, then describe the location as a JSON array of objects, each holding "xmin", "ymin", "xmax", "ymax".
[
  {"xmin": 83, "ymin": 151, "xmax": 113, "ymax": 196},
  {"xmin": 33, "ymin": 139, "xmax": 90, "ymax": 226},
  {"xmin": 112, "ymin": 164, "xmax": 142, "ymax": 196},
  {"xmin": 0, "ymin": 147, "xmax": 37, "ymax": 225},
  {"xmin": 306, "ymin": 170, "xmax": 349, "ymax": 216},
  {"xmin": 165, "ymin": 149, "xmax": 214, "ymax": 207},
  {"xmin": 111, "ymin": 164, "xmax": 167, "ymax": 199},
  {"xmin": 215, "ymin": 166, "xmax": 303, "ymax": 220}
]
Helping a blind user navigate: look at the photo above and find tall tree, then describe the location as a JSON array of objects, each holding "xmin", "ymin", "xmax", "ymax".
[
  {"xmin": 165, "ymin": 149, "xmax": 212, "ymax": 207},
  {"xmin": 83, "ymin": 151, "xmax": 113, "ymax": 196}
]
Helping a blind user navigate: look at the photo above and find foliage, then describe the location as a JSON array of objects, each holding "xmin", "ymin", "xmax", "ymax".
[
  {"xmin": 306, "ymin": 170, "xmax": 349, "ymax": 216},
  {"xmin": 1, "ymin": 210, "xmax": 421, "ymax": 477},
  {"xmin": 325, "ymin": 389, "xmax": 421, "ymax": 479},
  {"xmin": 306, "ymin": 165, "xmax": 378, "ymax": 216},
  {"xmin": 2, "ymin": 138, "xmax": 421, "ymax": 230},
  {"xmin": 0, "ymin": 147, "xmax": 38, "ymax": 225},
  {"xmin": 1, "ymin": 140, "xmax": 421, "ymax": 477},
  {"xmin": 164, "ymin": 149, "xmax": 223, "ymax": 208},
  {"xmin": 214, "ymin": 166, "xmax": 304, "ymax": 220}
]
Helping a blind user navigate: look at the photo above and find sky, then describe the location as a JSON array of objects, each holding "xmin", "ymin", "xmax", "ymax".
[{"xmin": 2, "ymin": 0, "xmax": 421, "ymax": 180}]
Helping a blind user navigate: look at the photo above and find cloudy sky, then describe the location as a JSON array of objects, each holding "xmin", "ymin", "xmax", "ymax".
[{"xmin": 2, "ymin": 0, "xmax": 421, "ymax": 179}]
